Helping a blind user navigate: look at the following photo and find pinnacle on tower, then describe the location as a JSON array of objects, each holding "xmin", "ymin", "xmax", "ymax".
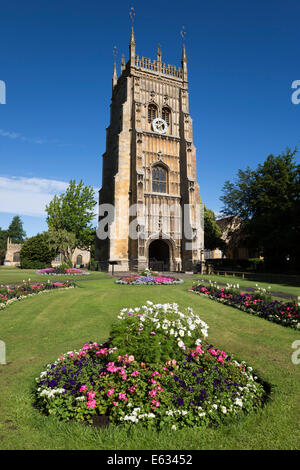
[
  {"xmin": 181, "ymin": 43, "xmax": 188, "ymax": 83},
  {"xmin": 112, "ymin": 61, "xmax": 118, "ymax": 90},
  {"xmin": 181, "ymin": 42, "xmax": 187, "ymax": 64},
  {"xmin": 129, "ymin": 7, "xmax": 136, "ymax": 64},
  {"xmin": 129, "ymin": 26, "xmax": 136, "ymax": 63},
  {"xmin": 121, "ymin": 54, "xmax": 125, "ymax": 73},
  {"xmin": 157, "ymin": 43, "xmax": 162, "ymax": 61}
]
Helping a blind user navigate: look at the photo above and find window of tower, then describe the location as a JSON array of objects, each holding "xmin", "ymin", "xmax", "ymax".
[
  {"xmin": 152, "ymin": 165, "xmax": 167, "ymax": 193},
  {"xmin": 162, "ymin": 107, "xmax": 170, "ymax": 126},
  {"xmin": 148, "ymin": 104, "xmax": 158, "ymax": 123}
]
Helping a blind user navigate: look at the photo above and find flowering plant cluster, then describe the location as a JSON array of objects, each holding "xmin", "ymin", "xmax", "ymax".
[
  {"xmin": 36, "ymin": 267, "xmax": 89, "ymax": 276},
  {"xmin": 34, "ymin": 302, "xmax": 265, "ymax": 429},
  {"xmin": 110, "ymin": 302, "xmax": 208, "ymax": 363},
  {"xmin": 190, "ymin": 282, "xmax": 300, "ymax": 329},
  {"xmin": 116, "ymin": 274, "xmax": 183, "ymax": 285},
  {"xmin": 0, "ymin": 280, "xmax": 76, "ymax": 311}
]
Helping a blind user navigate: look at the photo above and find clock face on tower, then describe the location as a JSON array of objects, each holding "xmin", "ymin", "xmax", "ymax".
[{"xmin": 152, "ymin": 117, "xmax": 168, "ymax": 134}]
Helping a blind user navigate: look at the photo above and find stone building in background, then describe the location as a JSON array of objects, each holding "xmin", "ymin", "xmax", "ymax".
[
  {"xmin": 96, "ymin": 25, "xmax": 204, "ymax": 272},
  {"xmin": 3, "ymin": 237, "xmax": 90, "ymax": 268}
]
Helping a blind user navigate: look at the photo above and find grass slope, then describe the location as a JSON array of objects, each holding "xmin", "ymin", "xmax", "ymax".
[{"xmin": 0, "ymin": 277, "xmax": 299, "ymax": 450}]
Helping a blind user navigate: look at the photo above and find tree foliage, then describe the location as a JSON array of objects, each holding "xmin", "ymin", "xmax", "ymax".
[
  {"xmin": 8, "ymin": 216, "xmax": 26, "ymax": 243},
  {"xmin": 0, "ymin": 228, "xmax": 8, "ymax": 264},
  {"xmin": 20, "ymin": 232, "xmax": 57, "ymax": 269},
  {"xmin": 47, "ymin": 229, "xmax": 76, "ymax": 266},
  {"xmin": 220, "ymin": 147, "xmax": 300, "ymax": 269},
  {"xmin": 45, "ymin": 180, "xmax": 97, "ymax": 252},
  {"xmin": 204, "ymin": 206, "xmax": 226, "ymax": 251}
]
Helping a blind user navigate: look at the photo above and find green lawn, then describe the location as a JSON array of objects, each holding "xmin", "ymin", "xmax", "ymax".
[
  {"xmin": 0, "ymin": 266, "xmax": 109, "ymax": 284},
  {"xmin": 0, "ymin": 275, "xmax": 299, "ymax": 450}
]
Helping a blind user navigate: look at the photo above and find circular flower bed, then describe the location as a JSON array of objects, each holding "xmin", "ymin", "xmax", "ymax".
[
  {"xmin": 116, "ymin": 275, "xmax": 183, "ymax": 285},
  {"xmin": 36, "ymin": 267, "xmax": 90, "ymax": 276},
  {"xmin": 34, "ymin": 302, "xmax": 266, "ymax": 429}
]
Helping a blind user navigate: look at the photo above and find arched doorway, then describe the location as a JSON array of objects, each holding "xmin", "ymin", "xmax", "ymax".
[{"xmin": 148, "ymin": 239, "xmax": 170, "ymax": 272}]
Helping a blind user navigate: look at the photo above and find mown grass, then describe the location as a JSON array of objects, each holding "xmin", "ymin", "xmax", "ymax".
[
  {"xmin": 0, "ymin": 266, "xmax": 109, "ymax": 285},
  {"xmin": 0, "ymin": 276, "xmax": 299, "ymax": 450}
]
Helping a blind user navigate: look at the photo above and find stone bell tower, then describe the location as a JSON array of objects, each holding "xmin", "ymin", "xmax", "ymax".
[{"xmin": 96, "ymin": 24, "xmax": 204, "ymax": 272}]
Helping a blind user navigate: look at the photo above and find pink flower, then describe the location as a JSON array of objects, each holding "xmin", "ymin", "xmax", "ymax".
[
  {"xmin": 96, "ymin": 348, "xmax": 108, "ymax": 355},
  {"xmin": 87, "ymin": 391, "xmax": 96, "ymax": 400},
  {"xmin": 113, "ymin": 401, "xmax": 117, "ymax": 406},
  {"xmin": 131, "ymin": 370, "xmax": 140, "ymax": 377},
  {"xmin": 152, "ymin": 371, "xmax": 161, "ymax": 377},
  {"xmin": 150, "ymin": 331, "xmax": 156, "ymax": 335},
  {"xmin": 128, "ymin": 355, "xmax": 135, "ymax": 363},
  {"xmin": 107, "ymin": 388, "xmax": 114, "ymax": 396},
  {"xmin": 149, "ymin": 389, "xmax": 157, "ymax": 397},
  {"xmin": 118, "ymin": 393, "xmax": 127, "ymax": 400},
  {"xmin": 86, "ymin": 399, "xmax": 96, "ymax": 409},
  {"xmin": 80, "ymin": 385, "xmax": 87, "ymax": 392}
]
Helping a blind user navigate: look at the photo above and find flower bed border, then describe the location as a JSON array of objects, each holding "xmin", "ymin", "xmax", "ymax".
[
  {"xmin": 116, "ymin": 276, "xmax": 183, "ymax": 285},
  {"xmin": 0, "ymin": 284, "xmax": 76, "ymax": 311},
  {"xmin": 36, "ymin": 268, "xmax": 90, "ymax": 276},
  {"xmin": 190, "ymin": 284, "xmax": 300, "ymax": 330}
]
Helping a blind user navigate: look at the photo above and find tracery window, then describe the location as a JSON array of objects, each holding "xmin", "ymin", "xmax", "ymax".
[
  {"xmin": 162, "ymin": 107, "xmax": 170, "ymax": 126},
  {"xmin": 152, "ymin": 165, "xmax": 167, "ymax": 193},
  {"xmin": 148, "ymin": 104, "xmax": 158, "ymax": 123}
]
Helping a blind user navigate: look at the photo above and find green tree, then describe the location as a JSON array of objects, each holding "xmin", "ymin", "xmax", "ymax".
[
  {"xmin": 8, "ymin": 216, "xmax": 26, "ymax": 243},
  {"xmin": 45, "ymin": 180, "xmax": 97, "ymax": 258},
  {"xmin": 0, "ymin": 228, "xmax": 8, "ymax": 264},
  {"xmin": 47, "ymin": 229, "xmax": 76, "ymax": 266},
  {"xmin": 204, "ymin": 206, "xmax": 226, "ymax": 252},
  {"xmin": 220, "ymin": 147, "xmax": 300, "ymax": 269},
  {"xmin": 20, "ymin": 232, "xmax": 57, "ymax": 269}
]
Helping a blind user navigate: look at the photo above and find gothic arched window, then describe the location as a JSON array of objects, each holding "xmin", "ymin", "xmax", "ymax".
[
  {"xmin": 152, "ymin": 165, "xmax": 167, "ymax": 193},
  {"xmin": 162, "ymin": 107, "xmax": 170, "ymax": 126},
  {"xmin": 148, "ymin": 104, "xmax": 158, "ymax": 123},
  {"xmin": 13, "ymin": 252, "xmax": 20, "ymax": 262},
  {"xmin": 76, "ymin": 255, "xmax": 83, "ymax": 266}
]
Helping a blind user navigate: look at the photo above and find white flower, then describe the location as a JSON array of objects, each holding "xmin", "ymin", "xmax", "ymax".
[
  {"xmin": 171, "ymin": 425, "xmax": 177, "ymax": 430},
  {"xmin": 235, "ymin": 398, "xmax": 243, "ymax": 407}
]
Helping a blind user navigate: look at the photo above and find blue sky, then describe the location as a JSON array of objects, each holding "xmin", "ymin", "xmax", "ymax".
[{"xmin": 0, "ymin": 0, "xmax": 299, "ymax": 237}]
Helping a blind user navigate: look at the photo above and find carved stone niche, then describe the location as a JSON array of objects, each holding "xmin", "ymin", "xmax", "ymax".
[
  {"xmin": 150, "ymin": 90, "xmax": 156, "ymax": 99},
  {"xmin": 137, "ymin": 169, "xmax": 144, "ymax": 183},
  {"xmin": 136, "ymin": 102, "xmax": 142, "ymax": 113},
  {"xmin": 186, "ymin": 141, "xmax": 192, "ymax": 152},
  {"xmin": 188, "ymin": 178, "xmax": 195, "ymax": 191},
  {"xmin": 136, "ymin": 132, "xmax": 143, "ymax": 143},
  {"xmin": 184, "ymin": 113, "xmax": 189, "ymax": 124}
]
